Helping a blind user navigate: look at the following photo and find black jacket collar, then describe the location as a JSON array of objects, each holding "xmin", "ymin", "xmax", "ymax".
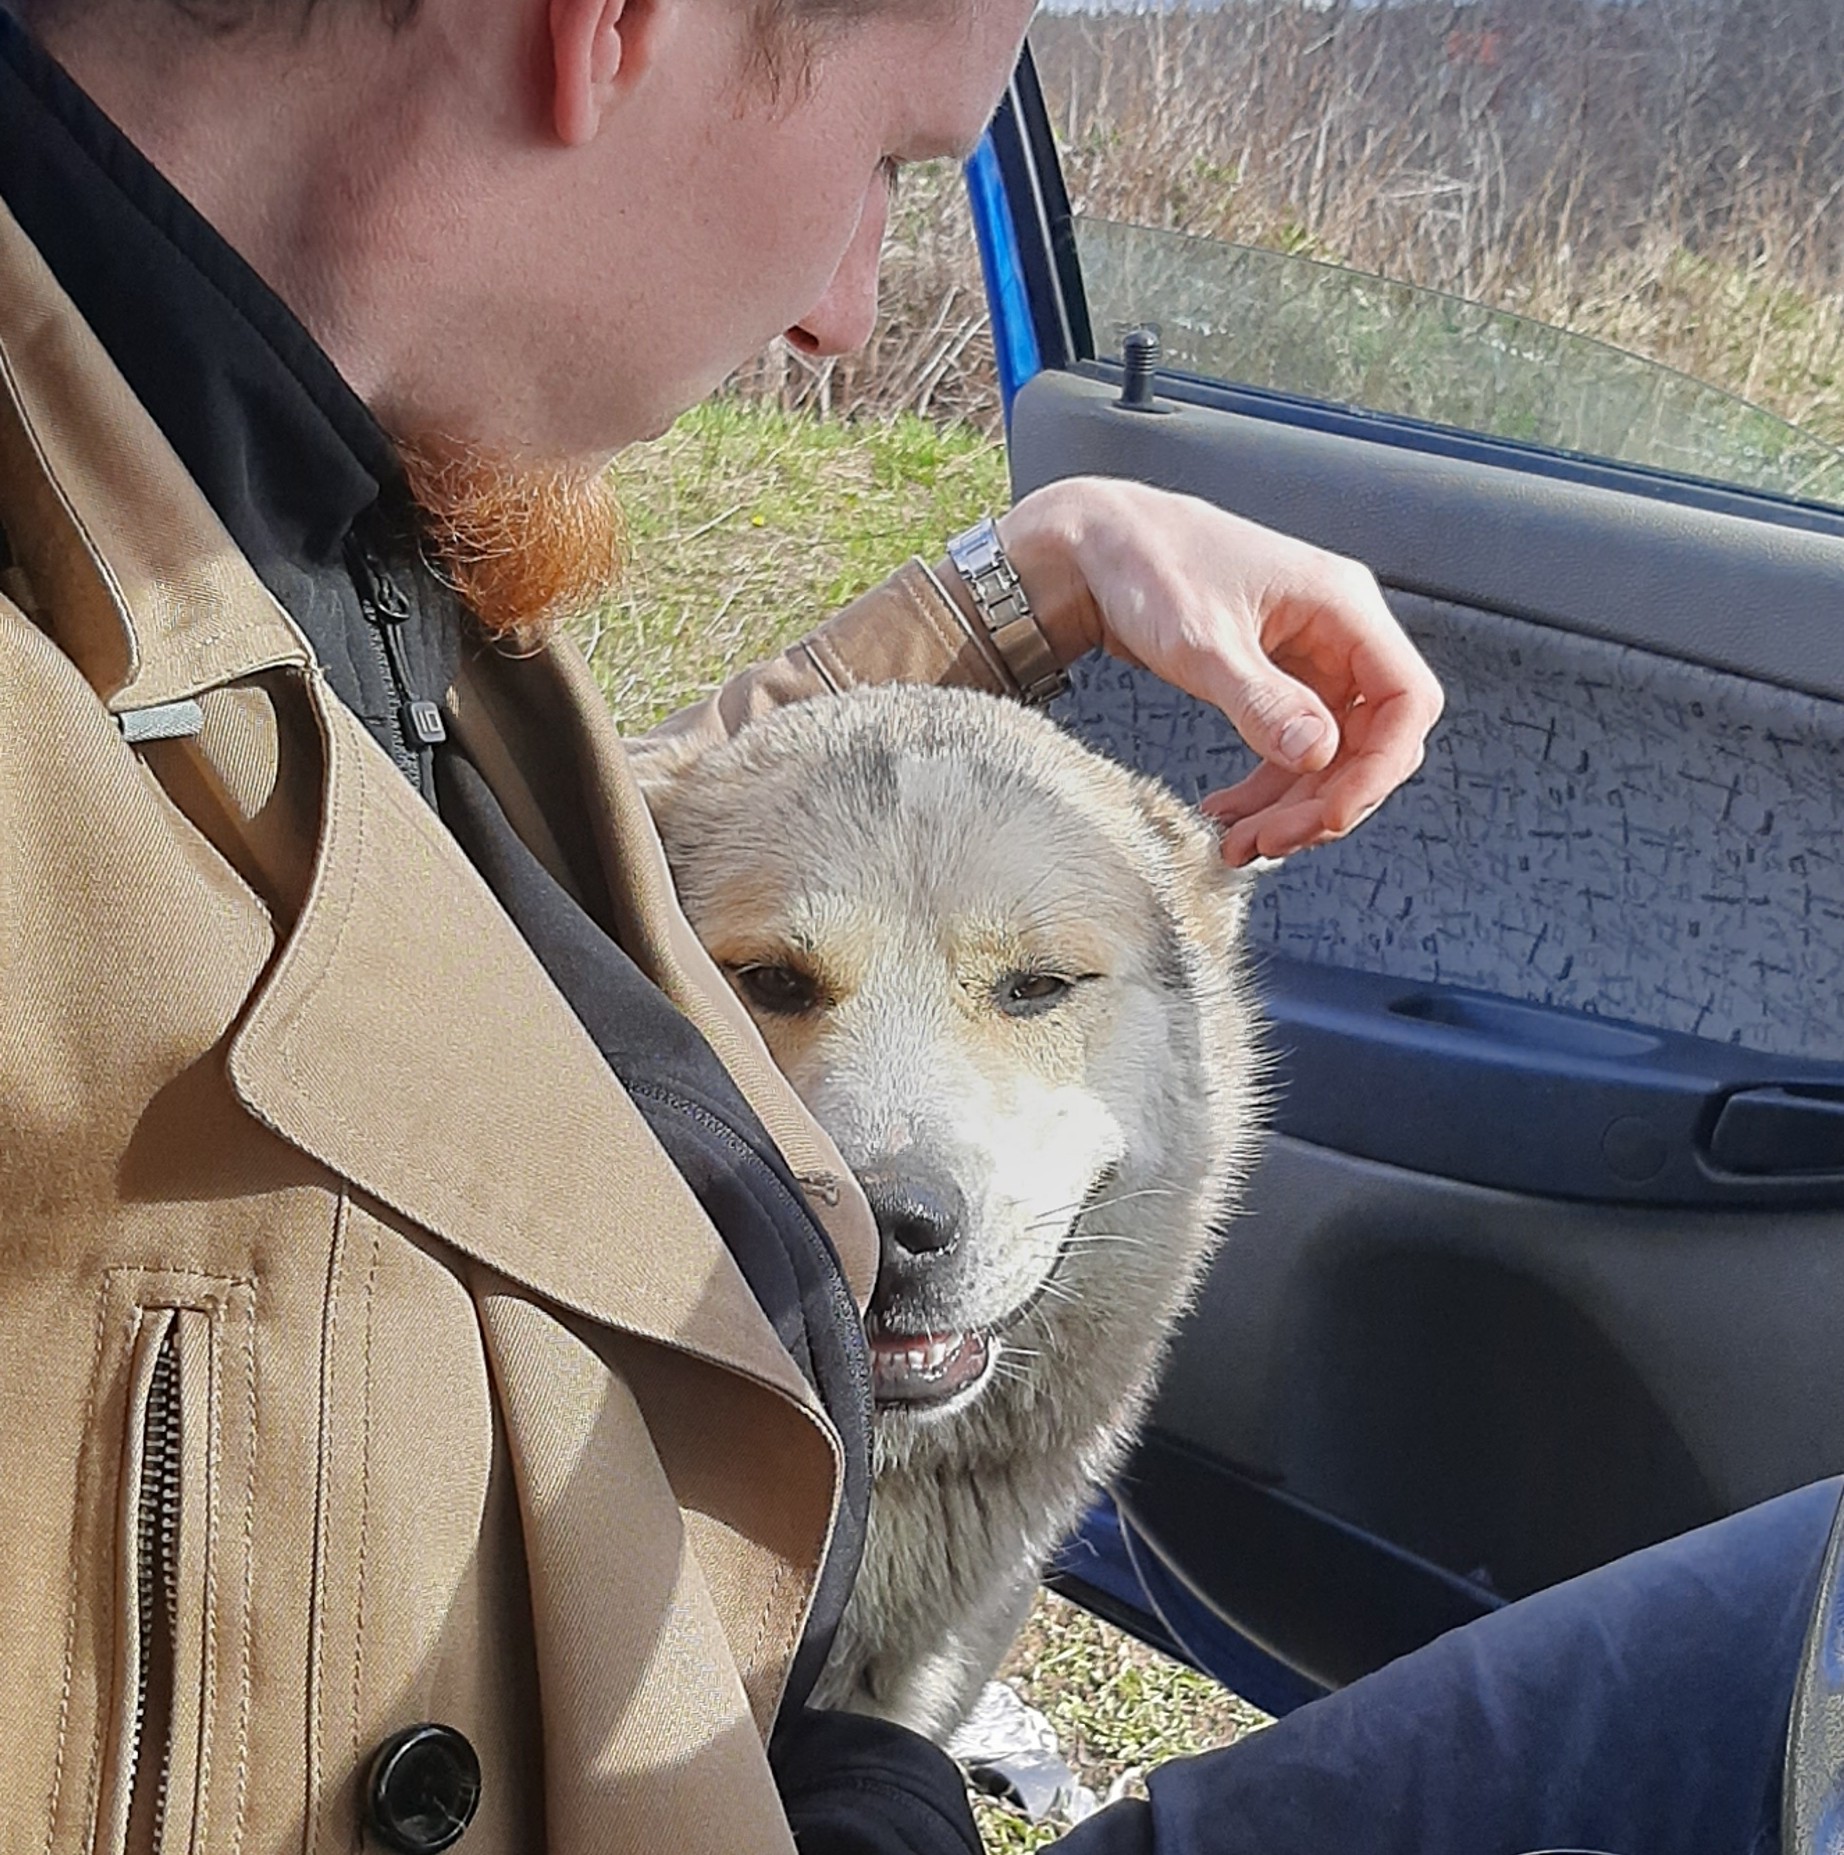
[
  {"xmin": 0, "ymin": 10, "xmax": 404, "ymax": 574},
  {"xmin": 0, "ymin": 8, "xmax": 454, "ymax": 758}
]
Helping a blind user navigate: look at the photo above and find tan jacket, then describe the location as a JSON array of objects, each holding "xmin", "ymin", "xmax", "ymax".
[{"xmin": 0, "ymin": 196, "xmax": 1033, "ymax": 1854}]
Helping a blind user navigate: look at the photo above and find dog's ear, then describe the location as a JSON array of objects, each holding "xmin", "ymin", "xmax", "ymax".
[
  {"xmin": 1134, "ymin": 780, "xmax": 1259, "ymax": 962},
  {"xmin": 625, "ymin": 725, "xmax": 711, "ymax": 819}
]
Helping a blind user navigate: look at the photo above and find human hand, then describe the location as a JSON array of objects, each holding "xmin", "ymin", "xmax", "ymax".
[{"xmin": 996, "ymin": 476, "xmax": 1444, "ymax": 865}]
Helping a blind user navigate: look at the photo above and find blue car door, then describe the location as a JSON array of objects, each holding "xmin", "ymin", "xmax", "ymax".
[{"xmin": 972, "ymin": 14, "xmax": 1844, "ymax": 1717}]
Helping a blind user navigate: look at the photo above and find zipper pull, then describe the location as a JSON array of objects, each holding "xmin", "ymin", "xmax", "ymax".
[
  {"xmin": 347, "ymin": 537, "xmax": 447, "ymax": 750},
  {"xmin": 399, "ymin": 697, "xmax": 448, "ymax": 747},
  {"xmin": 350, "ymin": 539, "xmax": 412, "ymax": 626}
]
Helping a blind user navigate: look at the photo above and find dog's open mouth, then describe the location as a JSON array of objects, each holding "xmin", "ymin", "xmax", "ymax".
[{"xmin": 867, "ymin": 1328, "xmax": 992, "ymax": 1407}]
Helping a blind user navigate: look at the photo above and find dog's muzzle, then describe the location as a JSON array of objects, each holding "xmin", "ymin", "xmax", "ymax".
[{"xmin": 859, "ymin": 1164, "xmax": 996, "ymax": 1408}]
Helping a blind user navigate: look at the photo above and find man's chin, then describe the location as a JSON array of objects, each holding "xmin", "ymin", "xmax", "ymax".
[{"xmin": 394, "ymin": 435, "xmax": 629, "ymax": 649}]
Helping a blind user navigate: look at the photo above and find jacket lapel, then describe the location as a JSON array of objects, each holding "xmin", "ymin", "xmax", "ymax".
[
  {"xmin": 0, "ymin": 192, "xmax": 826, "ymax": 1422},
  {"xmin": 229, "ymin": 679, "xmax": 829, "ymax": 1413}
]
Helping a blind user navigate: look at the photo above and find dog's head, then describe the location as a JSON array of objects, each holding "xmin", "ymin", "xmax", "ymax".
[{"xmin": 642, "ymin": 686, "xmax": 1265, "ymax": 1436}]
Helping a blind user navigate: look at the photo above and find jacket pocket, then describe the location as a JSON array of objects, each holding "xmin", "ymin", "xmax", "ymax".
[{"xmin": 93, "ymin": 1280, "xmax": 254, "ymax": 1855}]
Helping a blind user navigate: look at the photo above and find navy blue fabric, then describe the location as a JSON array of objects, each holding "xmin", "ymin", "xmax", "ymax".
[
  {"xmin": 1053, "ymin": 1480, "xmax": 1842, "ymax": 1855},
  {"xmin": 776, "ymin": 1708, "xmax": 983, "ymax": 1855}
]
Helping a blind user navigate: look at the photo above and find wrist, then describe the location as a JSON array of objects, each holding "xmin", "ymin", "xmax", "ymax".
[
  {"xmin": 995, "ymin": 478, "xmax": 1109, "ymax": 664},
  {"xmin": 938, "ymin": 515, "xmax": 1069, "ymax": 704}
]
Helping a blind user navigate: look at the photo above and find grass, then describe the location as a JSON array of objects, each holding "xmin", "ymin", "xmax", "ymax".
[
  {"xmin": 972, "ymin": 1591, "xmax": 1272, "ymax": 1851},
  {"xmin": 577, "ymin": 398, "xmax": 1009, "ymax": 734}
]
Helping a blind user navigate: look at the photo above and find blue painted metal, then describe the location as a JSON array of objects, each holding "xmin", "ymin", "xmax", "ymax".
[
  {"xmin": 964, "ymin": 133, "xmax": 1042, "ymax": 421},
  {"xmin": 1052, "ymin": 1497, "xmax": 1327, "ymax": 1720}
]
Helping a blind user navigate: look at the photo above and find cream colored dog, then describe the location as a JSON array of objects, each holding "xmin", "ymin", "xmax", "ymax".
[{"xmin": 643, "ymin": 684, "xmax": 1267, "ymax": 1740}]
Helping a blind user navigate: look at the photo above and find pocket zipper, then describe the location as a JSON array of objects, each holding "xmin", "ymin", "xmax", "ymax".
[
  {"xmin": 124, "ymin": 1322, "xmax": 182, "ymax": 1855},
  {"xmin": 106, "ymin": 1308, "xmax": 208, "ymax": 1855}
]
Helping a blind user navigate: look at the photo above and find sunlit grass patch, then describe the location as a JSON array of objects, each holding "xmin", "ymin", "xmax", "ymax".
[
  {"xmin": 574, "ymin": 399, "xmax": 1008, "ymax": 735},
  {"xmin": 971, "ymin": 1591, "xmax": 1272, "ymax": 1849}
]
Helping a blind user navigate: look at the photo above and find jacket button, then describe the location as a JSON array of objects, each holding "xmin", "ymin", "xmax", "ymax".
[{"xmin": 366, "ymin": 1723, "xmax": 481, "ymax": 1853}]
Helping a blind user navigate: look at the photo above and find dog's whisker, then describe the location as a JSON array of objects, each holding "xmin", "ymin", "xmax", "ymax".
[
  {"xmin": 992, "ymin": 1347, "xmax": 1043, "ymax": 1385},
  {"xmin": 1019, "ymin": 1186, "xmax": 1189, "ymax": 1237}
]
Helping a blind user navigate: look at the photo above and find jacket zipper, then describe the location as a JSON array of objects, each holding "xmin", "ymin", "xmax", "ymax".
[
  {"xmin": 346, "ymin": 535, "xmax": 446, "ymax": 792},
  {"xmin": 124, "ymin": 1323, "xmax": 182, "ymax": 1855}
]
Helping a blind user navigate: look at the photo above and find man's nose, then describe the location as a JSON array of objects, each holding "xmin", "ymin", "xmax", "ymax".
[{"xmin": 785, "ymin": 178, "xmax": 889, "ymax": 358}]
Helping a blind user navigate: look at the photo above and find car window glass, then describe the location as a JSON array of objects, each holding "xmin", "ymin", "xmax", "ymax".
[{"xmin": 1031, "ymin": 1, "xmax": 1844, "ymax": 504}]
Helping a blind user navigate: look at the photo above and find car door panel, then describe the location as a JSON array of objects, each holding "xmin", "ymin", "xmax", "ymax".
[{"xmin": 1006, "ymin": 366, "xmax": 1844, "ymax": 1692}]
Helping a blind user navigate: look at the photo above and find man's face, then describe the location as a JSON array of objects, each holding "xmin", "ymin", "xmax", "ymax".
[{"xmin": 494, "ymin": 0, "xmax": 1037, "ymax": 456}]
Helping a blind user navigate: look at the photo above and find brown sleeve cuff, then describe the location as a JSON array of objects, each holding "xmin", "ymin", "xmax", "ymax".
[
  {"xmin": 812, "ymin": 556, "xmax": 1022, "ymax": 698},
  {"xmin": 634, "ymin": 558, "xmax": 1025, "ymax": 764}
]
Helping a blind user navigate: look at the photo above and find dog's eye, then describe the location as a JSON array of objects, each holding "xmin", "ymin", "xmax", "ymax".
[
  {"xmin": 733, "ymin": 964, "xmax": 819, "ymax": 1015},
  {"xmin": 997, "ymin": 972, "xmax": 1073, "ymax": 1016}
]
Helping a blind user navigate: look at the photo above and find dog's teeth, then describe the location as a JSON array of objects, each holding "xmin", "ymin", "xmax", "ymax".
[{"xmin": 906, "ymin": 1348, "xmax": 926, "ymax": 1371}]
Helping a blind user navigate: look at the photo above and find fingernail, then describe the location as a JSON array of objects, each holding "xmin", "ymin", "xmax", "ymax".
[{"xmin": 1278, "ymin": 715, "xmax": 1327, "ymax": 764}]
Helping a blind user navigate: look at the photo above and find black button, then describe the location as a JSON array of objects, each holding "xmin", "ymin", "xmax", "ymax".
[{"xmin": 366, "ymin": 1723, "xmax": 481, "ymax": 1854}]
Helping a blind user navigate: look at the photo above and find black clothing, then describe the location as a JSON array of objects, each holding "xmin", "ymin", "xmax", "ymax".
[
  {"xmin": 0, "ymin": 17, "xmax": 959, "ymax": 1850},
  {"xmin": 0, "ymin": 10, "xmax": 436, "ymax": 784}
]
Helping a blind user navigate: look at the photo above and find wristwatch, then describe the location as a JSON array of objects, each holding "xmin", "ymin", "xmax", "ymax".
[{"xmin": 943, "ymin": 517, "xmax": 1071, "ymax": 707}]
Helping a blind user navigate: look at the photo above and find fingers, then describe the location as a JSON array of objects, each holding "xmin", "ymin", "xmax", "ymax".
[
  {"xmin": 1187, "ymin": 628, "xmax": 1343, "ymax": 777},
  {"xmin": 1201, "ymin": 686, "xmax": 1433, "ymax": 865},
  {"xmin": 1340, "ymin": 625, "xmax": 1445, "ymax": 794}
]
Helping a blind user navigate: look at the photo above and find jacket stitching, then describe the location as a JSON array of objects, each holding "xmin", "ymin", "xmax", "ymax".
[
  {"xmin": 106, "ymin": 1266, "xmax": 255, "ymax": 1298},
  {"xmin": 906, "ymin": 573, "xmax": 983, "ymax": 683},
  {"xmin": 807, "ymin": 633, "xmax": 856, "ymax": 692},
  {"xmin": 228, "ymin": 1284, "xmax": 258, "ymax": 1855},
  {"xmin": 197, "ymin": 1296, "xmax": 225, "ymax": 1851},
  {"xmin": 744, "ymin": 1554, "xmax": 795, "ymax": 1723},
  {"xmin": 272, "ymin": 698, "xmax": 368, "ymax": 1094},
  {"xmin": 305, "ymin": 1194, "xmax": 348, "ymax": 1855},
  {"xmin": 348, "ymin": 1216, "xmax": 381, "ymax": 1841},
  {"xmin": 43, "ymin": 1276, "xmax": 112, "ymax": 1855},
  {"xmin": 797, "ymin": 639, "xmax": 843, "ymax": 696},
  {"xmin": 85, "ymin": 1303, "xmax": 151, "ymax": 1851}
]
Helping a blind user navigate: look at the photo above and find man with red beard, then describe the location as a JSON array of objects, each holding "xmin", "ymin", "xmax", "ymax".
[{"xmin": 0, "ymin": 0, "xmax": 1831, "ymax": 1851}]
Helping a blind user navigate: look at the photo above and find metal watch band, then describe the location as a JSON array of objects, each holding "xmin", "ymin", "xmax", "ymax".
[{"xmin": 943, "ymin": 517, "xmax": 1071, "ymax": 706}]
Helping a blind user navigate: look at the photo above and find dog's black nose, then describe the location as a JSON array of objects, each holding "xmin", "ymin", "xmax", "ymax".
[{"xmin": 860, "ymin": 1167, "xmax": 965, "ymax": 1257}]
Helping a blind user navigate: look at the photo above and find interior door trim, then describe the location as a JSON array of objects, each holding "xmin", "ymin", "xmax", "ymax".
[{"xmin": 1012, "ymin": 369, "xmax": 1844, "ymax": 705}]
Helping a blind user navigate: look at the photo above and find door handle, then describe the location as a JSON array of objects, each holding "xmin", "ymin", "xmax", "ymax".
[{"xmin": 1708, "ymin": 1088, "xmax": 1844, "ymax": 1176}]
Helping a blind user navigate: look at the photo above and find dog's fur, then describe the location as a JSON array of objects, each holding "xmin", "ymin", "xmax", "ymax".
[{"xmin": 641, "ymin": 685, "xmax": 1267, "ymax": 1741}]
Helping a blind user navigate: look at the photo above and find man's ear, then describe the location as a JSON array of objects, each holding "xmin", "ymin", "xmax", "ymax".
[{"xmin": 549, "ymin": 0, "xmax": 642, "ymax": 146}]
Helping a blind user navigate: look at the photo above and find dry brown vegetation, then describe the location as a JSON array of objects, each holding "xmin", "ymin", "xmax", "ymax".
[{"xmin": 730, "ymin": 0, "xmax": 1844, "ymax": 452}]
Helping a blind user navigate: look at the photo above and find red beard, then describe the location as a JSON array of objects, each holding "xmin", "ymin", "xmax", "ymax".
[{"xmin": 396, "ymin": 436, "xmax": 630, "ymax": 651}]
